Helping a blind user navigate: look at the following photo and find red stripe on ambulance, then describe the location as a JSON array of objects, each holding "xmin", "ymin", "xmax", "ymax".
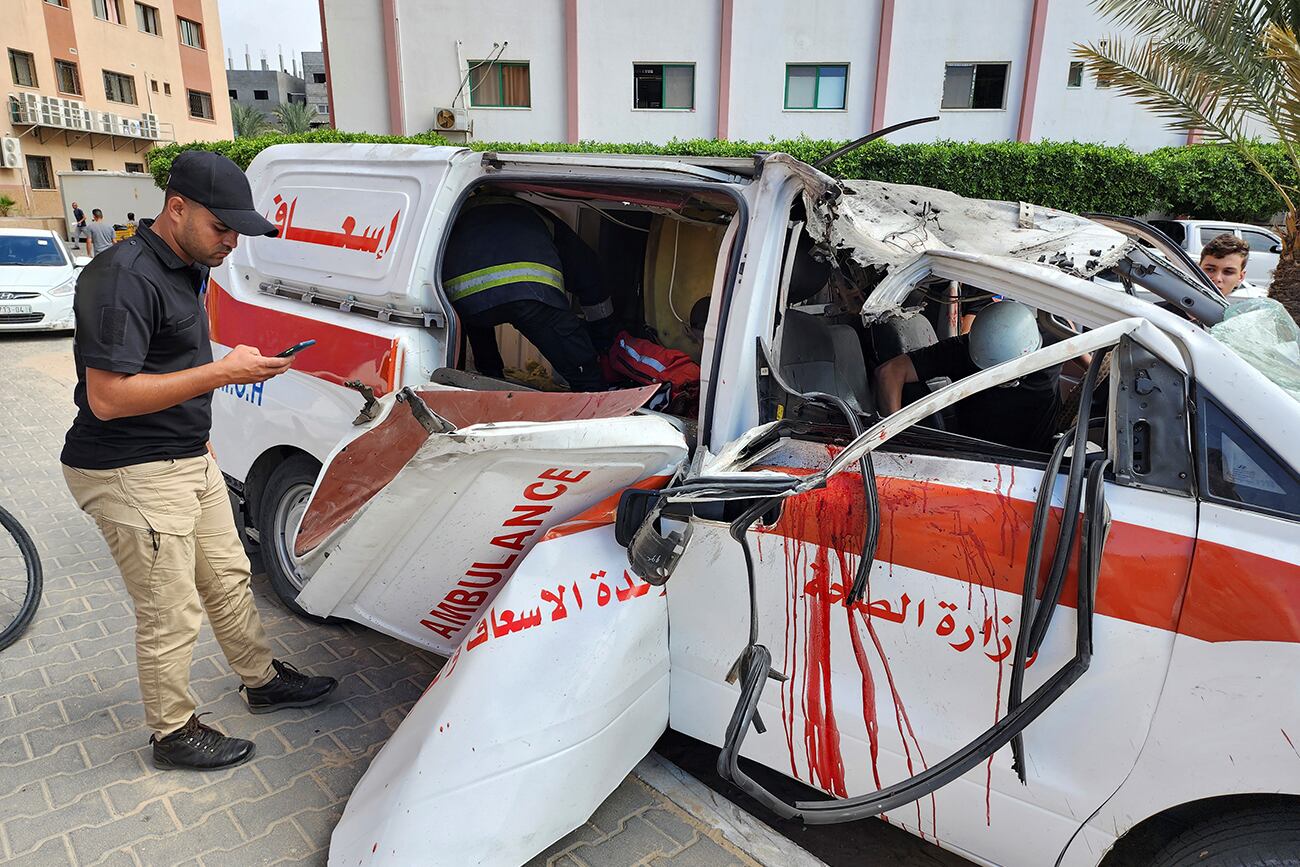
[{"xmin": 207, "ymin": 278, "xmax": 400, "ymax": 396}]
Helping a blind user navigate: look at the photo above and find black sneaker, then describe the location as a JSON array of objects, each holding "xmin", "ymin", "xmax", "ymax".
[
  {"xmin": 151, "ymin": 714, "xmax": 255, "ymax": 770},
  {"xmin": 240, "ymin": 659, "xmax": 338, "ymax": 714}
]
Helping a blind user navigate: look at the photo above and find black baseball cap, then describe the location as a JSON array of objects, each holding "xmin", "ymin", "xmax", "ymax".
[{"xmin": 166, "ymin": 150, "xmax": 278, "ymax": 237}]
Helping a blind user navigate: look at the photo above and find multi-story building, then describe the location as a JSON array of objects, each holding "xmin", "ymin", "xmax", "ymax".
[
  {"xmin": 3, "ymin": 0, "xmax": 232, "ymax": 224},
  {"xmin": 302, "ymin": 50, "xmax": 331, "ymax": 128},
  {"xmin": 226, "ymin": 62, "xmax": 306, "ymax": 121},
  {"xmin": 319, "ymin": 0, "xmax": 1195, "ymax": 150}
]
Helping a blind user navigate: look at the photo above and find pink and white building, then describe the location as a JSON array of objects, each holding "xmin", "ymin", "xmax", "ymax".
[{"xmin": 318, "ymin": 0, "xmax": 1189, "ymax": 150}]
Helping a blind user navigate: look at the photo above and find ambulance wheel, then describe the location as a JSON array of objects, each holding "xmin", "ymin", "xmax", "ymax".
[
  {"xmin": 258, "ymin": 454, "xmax": 331, "ymax": 623},
  {"xmin": 1148, "ymin": 807, "xmax": 1300, "ymax": 867}
]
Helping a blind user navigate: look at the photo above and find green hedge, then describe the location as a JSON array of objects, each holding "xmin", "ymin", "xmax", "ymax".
[{"xmin": 146, "ymin": 131, "xmax": 1293, "ymax": 223}]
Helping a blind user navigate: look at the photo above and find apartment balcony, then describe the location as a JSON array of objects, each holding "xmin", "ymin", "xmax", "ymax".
[{"xmin": 8, "ymin": 92, "xmax": 175, "ymax": 153}]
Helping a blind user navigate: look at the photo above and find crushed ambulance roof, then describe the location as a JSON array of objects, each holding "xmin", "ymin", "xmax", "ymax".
[{"xmin": 809, "ymin": 179, "xmax": 1133, "ymax": 279}]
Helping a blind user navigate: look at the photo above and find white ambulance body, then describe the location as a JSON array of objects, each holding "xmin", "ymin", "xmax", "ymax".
[{"xmin": 208, "ymin": 143, "xmax": 1300, "ymax": 867}]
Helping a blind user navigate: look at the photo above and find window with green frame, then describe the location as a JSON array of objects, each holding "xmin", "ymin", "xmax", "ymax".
[
  {"xmin": 784, "ymin": 64, "xmax": 848, "ymax": 109},
  {"xmin": 468, "ymin": 61, "xmax": 531, "ymax": 107},
  {"xmin": 633, "ymin": 64, "xmax": 694, "ymax": 109}
]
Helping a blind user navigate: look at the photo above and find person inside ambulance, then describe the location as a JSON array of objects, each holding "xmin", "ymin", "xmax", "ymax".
[
  {"xmin": 874, "ymin": 300, "xmax": 1061, "ymax": 452},
  {"xmin": 442, "ymin": 199, "xmax": 617, "ymax": 392}
]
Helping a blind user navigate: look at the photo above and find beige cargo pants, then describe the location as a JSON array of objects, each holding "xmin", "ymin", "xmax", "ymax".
[{"xmin": 63, "ymin": 454, "xmax": 276, "ymax": 738}]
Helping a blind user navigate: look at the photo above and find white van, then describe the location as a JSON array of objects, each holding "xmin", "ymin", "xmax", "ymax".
[{"xmin": 209, "ymin": 144, "xmax": 1300, "ymax": 867}]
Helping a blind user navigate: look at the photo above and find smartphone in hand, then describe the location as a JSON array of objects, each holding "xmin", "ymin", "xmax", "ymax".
[{"xmin": 276, "ymin": 339, "xmax": 317, "ymax": 358}]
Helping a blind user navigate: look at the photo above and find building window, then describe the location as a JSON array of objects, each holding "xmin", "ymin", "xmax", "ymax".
[
  {"xmin": 253, "ymin": 89, "xmax": 269, "ymax": 100},
  {"xmin": 92, "ymin": 0, "xmax": 124, "ymax": 25},
  {"xmin": 151, "ymin": 79, "xmax": 159, "ymax": 92},
  {"xmin": 1095, "ymin": 70, "xmax": 1113, "ymax": 88},
  {"xmin": 178, "ymin": 18, "xmax": 204, "ymax": 49},
  {"xmin": 45, "ymin": 0, "xmax": 69, "ymax": 7},
  {"xmin": 71, "ymin": 158, "xmax": 94, "ymax": 171},
  {"xmin": 312, "ymin": 72, "xmax": 326, "ymax": 83},
  {"xmin": 633, "ymin": 64, "xmax": 695, "ymax": 110},
  {"xmin": 9, "ymin": 50, "xmax": 38, "ymax": 88},
  {"xmin": 55, "ymin": 59, "xmax": 82, "ymax": 95},
  {"xmin": 26, "ymin": 156, "xmax": 54, "ymax": 190},
  {"xmin": 136, "ymin": 3, "xmax": 160, "ymax": 35},
  {"xmin": 784, "ymin": 64, "xmax": 848, "ymax": 110},
  {"xmin": 228, "ymin": 88, "xmax": 237, "ymax": 99},
  {"xmin": 163, "ymin": 82, "xmax": 171, "ymax": 95},
  {"xmin": 468, "ymin": 60, "xmax": 530, "ymax": 108},
  {"xmin": 104, "ymin": 69, "xmax": 138, "ymax": 104},
  {"xmin": 188, "ymin": 89, "xmax": 214, "ymax": 119},
  {"xmin": 1067, "ymin": 61, "xmax": 1083, "ymax": 88},
  {"xmin": 125, "ymin": 161, "xmax": 145, "ymax": 173},
  {"xmin": 941, "ymin": 62, "xmax": 1010, "ymax": 109}
]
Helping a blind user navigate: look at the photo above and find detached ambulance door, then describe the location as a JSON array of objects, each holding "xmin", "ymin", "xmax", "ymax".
[
  {"xmin": 664, "ymin": 320, "xmax": 1198, "ymax": 865},
  {"xmin": 292, "ymin": 383, "xmax": 688, "ymax": 656}
]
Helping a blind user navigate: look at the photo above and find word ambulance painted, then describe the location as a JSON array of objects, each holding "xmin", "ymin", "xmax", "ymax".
[{"xmin": 418, "ymin": 467, "xmax": 591, "ymax": 641}]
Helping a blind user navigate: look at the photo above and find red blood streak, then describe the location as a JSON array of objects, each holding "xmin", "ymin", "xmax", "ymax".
[{"xmin": 846, "ymin": 604, "xmax": 883, "ymax": 789}]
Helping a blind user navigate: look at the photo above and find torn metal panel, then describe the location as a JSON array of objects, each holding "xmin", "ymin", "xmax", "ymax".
[
  {"xmin": 327, "ymin": 525, "xmax": 669, "ymax": 866},
  {"xmin": 293, "ymin": 403, "xmax": 686, "ymax": 655},
  {"xmin": 295, "ymin": 383, "xmax": 661, "ymax": 556},
  {"xmin": 806, "ymin": 179, "xmax": 1133, "ymax": 279}
]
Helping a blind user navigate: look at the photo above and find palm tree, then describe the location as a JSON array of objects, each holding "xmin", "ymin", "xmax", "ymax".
[
  {"xmin": 230, "ymin": 102, "xmax": 272, "ymax": 139},
  {"xmin": 272, "ymin": 101, "xmax": 320, "ymax": 135},
  {"xmin": 1076, "ymin": 0, "xmax": 1300, "ymax": 322}
]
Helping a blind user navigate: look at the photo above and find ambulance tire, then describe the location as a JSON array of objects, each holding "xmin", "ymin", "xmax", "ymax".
[
  {"xmin": 258, "ymin": 454, "xmax": 335, "ymax": 623},
  {"xmin": 1148, "ymin": 807, "xmax": 1300, "ymax": 867}
]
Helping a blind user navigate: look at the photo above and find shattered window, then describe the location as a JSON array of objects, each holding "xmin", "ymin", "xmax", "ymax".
[{"xmin": 942, "ymin": 63, "xmax": 1009, "ymax": 110}]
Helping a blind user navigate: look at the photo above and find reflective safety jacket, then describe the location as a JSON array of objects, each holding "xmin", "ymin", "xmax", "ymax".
[{"xmin": 441, "ymin": 201, "xmax": 611, "ymax": 319}]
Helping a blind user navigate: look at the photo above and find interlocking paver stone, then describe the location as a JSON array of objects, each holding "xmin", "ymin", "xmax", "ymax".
[{"xmin": 0, "ymin": 333, "xmax": 774, "ymax": 867}]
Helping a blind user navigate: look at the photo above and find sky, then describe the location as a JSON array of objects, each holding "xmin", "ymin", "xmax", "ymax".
[{"xmin": 216, "ymin": 0, "xmax": 323, "ymax": 74}]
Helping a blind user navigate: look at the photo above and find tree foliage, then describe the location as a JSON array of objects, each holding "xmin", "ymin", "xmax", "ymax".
[
  {"xmin": 272, "ymin": 102, "xmax": 320, "ymax": 135},
  {"xmin": 230, "ymin": 103, "xmax": 272, "ymax": 139},
  {"xmin": 146, "ymin": 130, "xmax": 1297, "ymax": 223},
  {"xmin": 1076, "ymin": 0, "xmax": 1300, "ymax": 318}
]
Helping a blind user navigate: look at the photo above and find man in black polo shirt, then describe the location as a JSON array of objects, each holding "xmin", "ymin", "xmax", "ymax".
[{"xmin": 61, "ymin": 151, "xmax": 337, "ymax": 771}]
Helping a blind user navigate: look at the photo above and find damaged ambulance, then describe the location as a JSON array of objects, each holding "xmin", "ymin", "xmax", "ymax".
[{"xmin": 207, "ymin": 143, "xmax": 1300, "ymax": 867}]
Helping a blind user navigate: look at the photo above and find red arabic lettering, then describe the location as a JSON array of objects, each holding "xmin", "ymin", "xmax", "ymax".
[
  {"xmin": 418, "ymin": 468, "xmax": 586, "ymax": 638},
  {"xmin": 541, "ymin": 585, "xmax": 568, "ymax": 621},
  {"xmin": 271, "ymin": 194, "xmax": 401, "ymax": 259}
]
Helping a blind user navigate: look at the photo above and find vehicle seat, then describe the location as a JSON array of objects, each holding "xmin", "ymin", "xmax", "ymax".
[
  {"xmin": 779, "ymin": 308, "xmax": 873, "ymax": 414},
  {"xmin": 865, "ymin": 309, "xmax": 939, "ymax": 366}
]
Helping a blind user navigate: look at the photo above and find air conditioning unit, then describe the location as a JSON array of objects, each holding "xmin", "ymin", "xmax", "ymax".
[
  {"xmin": 60, "ymin": 99, "xmax": 81, "ymax": 130},
  {"xmin": 97, "ymin": 111, "xmax": 118, "ymax": 134},
  {"xmin": 10, "ymin": 92, "xmax": 40, "ymax": 125},
  {"xmin": 0, "ymin": 136, "xmax": 21, "ymax": 169},
  {"xmin": 75, "ymin": 104, "xmax": 96, "ymax": 131},
  {"xmin": 140, "ymin": 113, "xmax": 159, "ymax": 140},
  {"xmin": 432, "ymin": 106, "xmax": 470, "ymax": 133},
  {"xmin": 122, "ymin": 117, "xmax": 142, "ymax": 138},
  {"xmin": 39, "ymin": 96, "xmax": 61, "ymax": 127}
]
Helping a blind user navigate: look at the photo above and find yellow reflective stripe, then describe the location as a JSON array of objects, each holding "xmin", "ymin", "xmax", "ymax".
[{"xmin": 444, "ymin": 261, "xmax": 564, "ymax": 300}]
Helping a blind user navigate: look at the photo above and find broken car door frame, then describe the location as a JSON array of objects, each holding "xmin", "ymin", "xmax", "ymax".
[{"xmin": 624, "ymin": 317, "xmax": 1149, "ymax": 823}]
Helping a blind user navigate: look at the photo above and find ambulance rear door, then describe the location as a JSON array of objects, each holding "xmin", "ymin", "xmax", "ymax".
[{"xmin": 209, "ymin": 143, "xmax": 481, "ymax": 481}]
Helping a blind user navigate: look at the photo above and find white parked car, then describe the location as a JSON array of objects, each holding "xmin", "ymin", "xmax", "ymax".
[
  {"xmin": 0, "ymin": 228, "xmax": 86, "ymax": 332},
  {"xmin": 1149, "ymin": 218, "xmax": 1282, "ymax": 286}
]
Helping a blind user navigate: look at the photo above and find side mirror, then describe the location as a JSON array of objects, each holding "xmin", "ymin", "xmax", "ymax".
[
  {"xmin": 1270, "ymin": 243, "xmax": 1283, "ymax": 254},
  {"xmin": 73, "ymin": 256, "xmax": 91, "ymax": 268},
  {"xmin": 615, "ymin": 488, "xmax": 691, "ymax": 586}
]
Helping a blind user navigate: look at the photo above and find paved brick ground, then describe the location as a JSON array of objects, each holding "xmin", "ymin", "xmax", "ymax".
[{"xmin": 0, "ymin": 333, "xmax": 761, "ymax": 867}]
